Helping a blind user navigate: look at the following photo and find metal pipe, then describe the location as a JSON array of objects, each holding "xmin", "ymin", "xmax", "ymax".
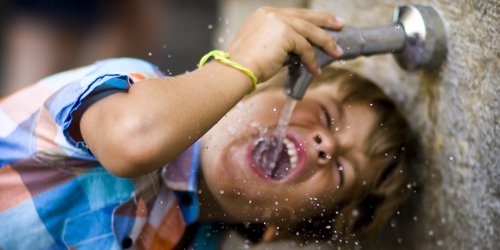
[
  {"xmin": 285, "ymin": 4, "xmax": 447, "ymax": 100},
  {"xmin": 285, "ymin": 25, "xmax": 407, "ymax": 99}
]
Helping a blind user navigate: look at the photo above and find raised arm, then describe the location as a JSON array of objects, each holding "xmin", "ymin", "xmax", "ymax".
[{"xmin": 80, "ymin": 7, "xmax": 344, "ymax": 177}]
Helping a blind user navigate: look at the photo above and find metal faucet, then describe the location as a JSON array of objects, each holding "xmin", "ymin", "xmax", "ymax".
[{"xmin": 285, "ymin": 4, "xmax": 447, "ymax": 100}]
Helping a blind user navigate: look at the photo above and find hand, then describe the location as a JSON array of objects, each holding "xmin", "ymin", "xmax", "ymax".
[{"xmin": 226, "ymin": 7, "xmax": 344, "ymax": 83}]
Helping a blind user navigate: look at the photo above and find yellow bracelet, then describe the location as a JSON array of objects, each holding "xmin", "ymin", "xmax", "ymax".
[{"xmin": 198, "ymin": 50, "xmax": 258, "ymax": 91}]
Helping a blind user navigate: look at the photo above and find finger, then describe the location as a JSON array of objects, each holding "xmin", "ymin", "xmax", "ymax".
[
  {"xmin": 286, "ymin": 16, "xmax": 344, "ymax": 58},
  {"xmin": 272, "ymin": 7, "xmax": 345, "ymax": 29},
  {"xmin": 291, "ymin": 34, "xmax": 321, "ymax": 75}
]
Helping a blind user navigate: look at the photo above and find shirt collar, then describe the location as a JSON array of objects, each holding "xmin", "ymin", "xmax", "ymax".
[{"xmin": 162, "ymin": 141, "xmax": 200, "ymax": 224}]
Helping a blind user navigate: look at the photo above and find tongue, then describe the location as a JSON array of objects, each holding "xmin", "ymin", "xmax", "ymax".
[{"xmin": 252, "ymin": 137, "xmax": 292, "ymax": 180}]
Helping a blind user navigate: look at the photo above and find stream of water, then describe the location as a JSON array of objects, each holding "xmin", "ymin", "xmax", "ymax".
[{"xmin": 266, "ymin": 96, "xmax": 298, "ymax": 170}]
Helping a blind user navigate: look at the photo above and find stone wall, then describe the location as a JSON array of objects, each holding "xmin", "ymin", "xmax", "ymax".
[
  {"xmin": 216, "ymin": 0, "xmax": 499, "ymax": 249},
  {"xmin": 307, "ymin": 0, "xmax": 499, "ymax": 249}
]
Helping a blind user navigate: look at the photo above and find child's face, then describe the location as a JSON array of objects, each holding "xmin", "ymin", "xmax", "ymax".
[{"xmin": 200, "ymin": 81, "xmax": 379, "ymax": 225}]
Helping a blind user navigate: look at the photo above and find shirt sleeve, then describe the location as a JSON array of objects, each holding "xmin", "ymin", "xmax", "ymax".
[{"xmin": 47, "ymin": 58, "xmax": 164, "ymax": 159}]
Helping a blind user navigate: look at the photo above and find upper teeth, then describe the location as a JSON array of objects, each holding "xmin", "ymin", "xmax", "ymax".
[{"xmin": 284, "ymin": 138, "xmax": 298, "ymax": 168}]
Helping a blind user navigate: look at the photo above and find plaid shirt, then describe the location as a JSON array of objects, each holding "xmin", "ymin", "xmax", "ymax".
[{"xmin": 0, "ymin": 58, "xmax": 200, "ymax": 249}]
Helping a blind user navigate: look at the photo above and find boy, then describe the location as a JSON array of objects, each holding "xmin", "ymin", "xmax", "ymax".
[
  {"xmin": 199, "ymin": 67, "xmax": 414, "ymax": 248},
  {"xmin": 0, "ymin": 7, "xmax": 412, "ymax": 249}
]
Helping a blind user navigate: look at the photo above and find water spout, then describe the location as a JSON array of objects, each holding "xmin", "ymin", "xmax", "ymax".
[{"xmin": 285, "ymin": 4, "xmax": 447, "ymax": 100}]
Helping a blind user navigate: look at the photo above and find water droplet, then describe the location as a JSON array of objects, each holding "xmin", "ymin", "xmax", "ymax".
[
  {"xmin": 428, "ymin": 230, "xmax": 434, "ymax": 236},
  {"xmin": 369, "ymin": 103, "xmax": 373, "ymax": 106},
  {"xmin": 167, "ymin": 54, "xmax": 172, "ymax": 58},
  {"xmin": 274, "ymin": 201, "xmax": 279, "ymax": 206},
  {"xmin": 272, "ymin": 108, "xmax": 277, "ymax": 112},
  {"xmin": 250, "ymin": 122, "xmax": 260, "ymax": 128},
  {"xmin": 148, "ymin": 52, "xmax": 152, "ymax": 56},
  {"xmin": 362, "ymin": 181, "xmax": 367, "ymax": 186},
  {"xmin": 217, "ymin": 37, "xmax": 225, "ymax": 44},
  {"xmin": 219, "ymin": 190, "xmax": 225, "ymax": 194},
  {"xmin": 339, "ymin": 60, "xmax": 346, "ymax": 64},
  {"xmin": 325, "ymin": 225, "xmax": 331, "ymax": 229},
  {"xmin": 351, "ymin": 209, "xmax": 359, "ymax": 217},
  {"xmin": 248, "ymin": 200, "xmax": 252, "ymax": 204},
  {"xmin": 338, "ymin": 166, "xmax": 343, "ymax": 171},
  {"xmin": 346, "ymin": 123, "xmax": 351, "ymax": 129},
  {"xmin": 208, "ymin": 24, "xmax": 213, "ymax": 29},
  {"xmin": 334, "ymin": 127, "xmax": 339, "ymax": 132},
  {"xmin": 449, "ymin": 155, "xmax": 454, "ymax": 161}
]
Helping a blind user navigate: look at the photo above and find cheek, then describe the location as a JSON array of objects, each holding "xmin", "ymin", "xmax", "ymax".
[
  {"xmin": 296, "ymin": 178, "xmax": 339, "ymax": 215},
  {"xmin": 278, "ymin": 181, "xmax": 337, "ymax": 217}
]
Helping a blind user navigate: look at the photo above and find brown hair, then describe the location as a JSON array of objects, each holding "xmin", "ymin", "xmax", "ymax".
[{"xmin": 278, "ymin": 67, "xmax": 417, "ymax": 246}]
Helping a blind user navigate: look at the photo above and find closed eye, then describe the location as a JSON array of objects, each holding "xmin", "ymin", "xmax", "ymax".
[
  {"xmin": 336, "ymin": 161, "xmax": 344, "ymax": 187},
  {"xmin": 320, "ymin": 105, "xmax": 332, "ymax": 129}
]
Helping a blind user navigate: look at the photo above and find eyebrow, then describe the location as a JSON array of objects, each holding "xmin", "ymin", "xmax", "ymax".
[{"xmin": 338, "ymin": 101, "xmax": 346, "ymax": 122}]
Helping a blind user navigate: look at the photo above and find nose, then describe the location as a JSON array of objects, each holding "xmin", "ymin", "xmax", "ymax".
[{"xmin": 310, "ymin": 130, "xmax": 336, "ymax": 166}]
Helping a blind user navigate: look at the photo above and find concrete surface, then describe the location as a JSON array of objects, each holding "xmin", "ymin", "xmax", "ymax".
[
  {"xmin": 309, "ymin": 0, "xmax": 499, "ymax": 249},
  {"xmin": 216, "ymin": 0, "xmax": 499, "ymax": 249}
]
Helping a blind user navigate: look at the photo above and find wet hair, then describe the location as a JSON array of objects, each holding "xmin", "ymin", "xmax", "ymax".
[
  {"xmin": 319, "ymin": 68, "xmax": 416, "ymax": 244},
  {"xmin": 261, "ymin": 67, "xmax": 417, "ymax": 246}
]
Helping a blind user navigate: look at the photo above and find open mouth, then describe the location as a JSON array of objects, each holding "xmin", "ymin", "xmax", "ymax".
[{"xmin": 250, "ymin": 135, "xmax": 300, "ymax": 181}]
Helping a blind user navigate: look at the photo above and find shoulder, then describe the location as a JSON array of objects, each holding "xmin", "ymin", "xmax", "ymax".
[{"xmin": 94, "ymin": 58, "xmax": 162, "ymax": 74}]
